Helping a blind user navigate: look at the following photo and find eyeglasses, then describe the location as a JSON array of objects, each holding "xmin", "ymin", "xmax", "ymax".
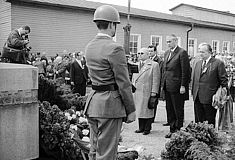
[{"xmin": 138, "ymin": 52, "xmax": 144, "ymax": 55}]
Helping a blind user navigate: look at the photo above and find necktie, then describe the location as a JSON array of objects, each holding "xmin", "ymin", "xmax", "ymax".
[
  {"xmin": 202, "ymin": 60, "xmax": 206, "ymax": 70},
  {"xmin": 139, "ymin": 61, "xmax": 144, "ymax": 70},
  {"xmin": 168, "ymin": 51, "xmax": 172, "ymax": 61},
  {"xmin": 201, "ymin": 61, "xmax": 207, "ymax": 74}
]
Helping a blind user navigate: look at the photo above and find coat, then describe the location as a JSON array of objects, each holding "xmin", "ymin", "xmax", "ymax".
[
  {"xmin": 70, "ymin": 60, "xmax": 88, "ymax": 85},
  {"xmin": 191, "ymin": 57, "xmax": 228, "ymax": 104},
  {"xmin": 132, "ymin": 59, "xmax": 160, "ymax": 118},
  {"xmin": 161, "ymin": 46, "xmax": 190, "ymax": 100},
  {"xmin": 84, "ymin": 34, "xmax": 135, "ymax": 118}
]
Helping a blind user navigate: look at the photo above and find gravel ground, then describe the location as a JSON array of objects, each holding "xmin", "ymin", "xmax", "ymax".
[{"xmin": 120, "ymin": 97, "xmax": 198, "ymax": 159}]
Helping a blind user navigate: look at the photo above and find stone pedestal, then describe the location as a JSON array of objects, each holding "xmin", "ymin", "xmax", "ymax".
[{"xmin": 0, "ymin": 63, "xmax": 39, "ymax": 160}]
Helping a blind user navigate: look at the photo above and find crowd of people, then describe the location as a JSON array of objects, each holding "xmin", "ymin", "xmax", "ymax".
[
  {"xmin": 30, "ymin": 51, "xmax": 89, "ymax": 96},
  {"xmin": 1, "ymin": 5, "xmax": 234, "ymax": 160}
]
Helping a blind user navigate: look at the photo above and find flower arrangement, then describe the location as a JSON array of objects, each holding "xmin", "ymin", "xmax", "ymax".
[
  {"xmin": 161, "ymin": 121, "xmax": 229, "ymax": 160},
  {"xmin": 39, "ymin": 101, "xmax": 90, "ymax": 160}
]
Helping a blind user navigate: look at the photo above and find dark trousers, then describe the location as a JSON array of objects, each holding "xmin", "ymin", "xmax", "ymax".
[
  {"xmin": 138, "ymin": 118, "xmax": 153, "ymax": 132},
  {"xmin": 194, "ymin": 96, "xmax": 217, "ymax": 126},
  {"xmin": 73, "ymin": 81, "xmax": 86, "ymax": 96},
  {"xmin": 165, "ymin": 90, "xmax": 184, "ymax": 133}
]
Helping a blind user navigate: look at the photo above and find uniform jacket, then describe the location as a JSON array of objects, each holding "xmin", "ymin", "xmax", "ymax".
[
  {"xmin": 161, "ymin": 46, "xmax": 190, "ymax": 99},
  {"xmin": 191, "ymin": 57, "xmax": 228, "ymax": 104},
  {"xmin": 70, "ymin": 60, "xmax": 88, "ymax": 85},
  {"xmin": 132, "ymin": 59, "xmax": 160, "ymax": 118},
  {"xmin": 84, "ymin": 34, "xmax": 135, "ymax": 118}
]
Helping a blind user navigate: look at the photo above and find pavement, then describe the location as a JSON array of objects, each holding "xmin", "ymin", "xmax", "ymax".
[{"xmin": 119, "ymin": 96, "xmax": 199, "ymax": 159}]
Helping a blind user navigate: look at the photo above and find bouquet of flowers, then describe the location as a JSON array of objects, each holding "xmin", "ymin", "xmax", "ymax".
[{"xmin": 39, "ymin": 101, "xmax": 90, "ymax": 160}]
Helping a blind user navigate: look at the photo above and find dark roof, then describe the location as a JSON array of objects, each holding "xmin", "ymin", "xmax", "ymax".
[
  {"xmin": 6, "ymin": 0, "xmax": 235, "ymax": 31},
  {"xmin": 170, "ymin": 3, "xmax": 235, "ymax": 17}
]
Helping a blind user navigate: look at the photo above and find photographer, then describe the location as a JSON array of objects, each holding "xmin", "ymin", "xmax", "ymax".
[{"xmin": 1, "ymin": 25, "xmax": 31, "ymax": 64}]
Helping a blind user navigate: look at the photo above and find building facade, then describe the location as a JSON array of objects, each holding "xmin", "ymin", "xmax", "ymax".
[{"xmin": 1, "ymin": 0, "xmax": 235, "ymax": 57}]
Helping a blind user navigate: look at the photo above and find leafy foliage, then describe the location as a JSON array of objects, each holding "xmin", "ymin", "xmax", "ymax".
[
  {"xmin": 38, "ymin": 75, "xmax": 87, "ymax": 111},
  {"xmin": 39, "ymin": 101, "xmax": 90, "ymax": 160},
  {"xmin": 161, "ymin": 121, "xmax": 230, "ymax": 160}
]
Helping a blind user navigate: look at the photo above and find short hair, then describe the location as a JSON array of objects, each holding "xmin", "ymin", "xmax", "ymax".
[
  {"xmin": 95, "ymin": 20, "xmax": 110, "ymax": 30},
  {"xmin": 199, "ymin": 43, "xmax": 213, "ymax": 54},
  {"xmin": 170, "ymin": 34, "xmax": 178, "ymax": 41},
  {"xmin": 22, "ymin": 25, "xmax": 31, "ymax": 33},
  {"xmin": 148, "ymin": 45, "xmax": 157, "ymax": 51}
]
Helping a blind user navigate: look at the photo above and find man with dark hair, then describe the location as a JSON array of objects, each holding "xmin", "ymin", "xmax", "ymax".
[
  {"xmin": 148, "ymin": 45, "xmax": 163, "ymax": 123},
  {"xmin": 1, "ymin": 25, "xmax": 31, "ymax": 64},
  {"xmin": 84, "ymin": 5, "xmax": 136, "ymax": 160},
  {"xmin": 191, "ymin": 43, "xmax": 228, "ymax": 126},
  {"xmin": 70, "ymin": 51, "xmax": 88, "ymax": 96},
  {"xmin": 162, "ymin": 34, "xmax": 190, "ymax": 138}
]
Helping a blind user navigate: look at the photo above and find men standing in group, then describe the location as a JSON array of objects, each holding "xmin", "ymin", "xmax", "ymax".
[
  {"xmin": 191, "ymin": 43, "xmax": 228, "ymax": 126},
  {"xmin": 84, "ymin": 5, "xmax": 136, "ymax": 160},
  {"xmin": 162, "ymin": 34, "xmax": 190, "ymax": 138},
  {"xmin": 70, "ymin": 51, "xmax": 88, "ymax": 96},
  {"xmin": 148, "ymin": 45, "xmax": 163, "ymax": 123}
]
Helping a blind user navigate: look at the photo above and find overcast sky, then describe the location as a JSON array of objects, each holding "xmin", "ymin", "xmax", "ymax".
[{"xmin": 88, "ymin": 0, "xmax": 235, "ymax": 14}]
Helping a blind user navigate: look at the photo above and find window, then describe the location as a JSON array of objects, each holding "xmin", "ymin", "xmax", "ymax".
[
  {"xmin": 222, "ymin": 41, "xmax": 230, "ymax": 53},
  {"xmin": 188, "ymin": 38, "xmax": 197, "ymax": 57},
  {"xmin": 232, "ymin": 42, "xmax": 235, "ymax": 52},
  {"xmin": 212, "ymin": 40, "xmax": 219, "ymax": 54},
  {"xmin": 130, "ymin": 34, "xmax": 141, "ymax": 54},
  {"xmin": 113, "ymin": 35, "xmax": 116, "ymax": 42},
  {"xmin": 150, "ymin": 35, "xmax": 162, "ymax": 51}
]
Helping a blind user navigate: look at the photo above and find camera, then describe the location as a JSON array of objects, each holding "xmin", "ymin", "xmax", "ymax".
[{"xmin": 24, "ymin": 35, "xmax": 29, "ymax": 40}]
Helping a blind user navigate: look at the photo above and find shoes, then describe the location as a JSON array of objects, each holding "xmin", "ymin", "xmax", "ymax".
[
  {"xmin": 135, "ymin": 130, "xmax": 144, "ymax": 133},
  {"xmin": 165, "ymin": 132, "xmax": 172, "ymax": 138},
  {"xmin": 143, "ymin": 131, "xmax": 150, "ymax": 135},
  {"xmin": 162, "ymin": 123, "xmax": 170, "ymax": 126}
]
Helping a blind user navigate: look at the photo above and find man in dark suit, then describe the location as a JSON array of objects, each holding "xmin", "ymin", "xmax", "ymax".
[
  {"xmin": 191, "ymin": 43, "xmax": 228, "ymax": 126},
  {"xmin": 148, "ymin": 45, "xmax": 163, "ymax": 123},
  {"xmin": 84, "ymin": 5, "xmax": 136, "ymax": 160},
  {"xmin": 70, "ymin": 52, "xmax": 88, "ymax": 96},
  {"xmin": 161, "ymin": 34, "xmax": 190, "ymax": 138}
]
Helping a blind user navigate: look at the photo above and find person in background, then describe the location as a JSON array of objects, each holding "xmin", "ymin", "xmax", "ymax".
[
  {"xmin": 53, "ymin": 56, "xmax": 67, "ymax": 83},
  {"xmin": 41, "ymin": 52, "xmax": 48, "ymax": 66},
  {"xmin": 70, "ymin": 51, "xmax": 88, "ymax": 96},
  {"xmin": 161, "ymin": 34, "xmax": 190, "ymax": 138},
  {"xmin": 33, "ymin": 52, "xmax": 46, "ymax": 76},
  {"xmin": 46, "ymin": 59, "xmax": 54, "ymax": 79},
  {"xmin": 148, "ymin": 45, "xmax": 163, "ymax": 123},
  {"xmin": 191, "ymin": 43, "xmax": 228, "ymax": 126},
  {"xmin": 132, "ymin": 47, "xmax": 160, "ymax": 135},
  {"xmin": 84, "ymin": 5, "xmax": 136, "ymax": 160}
]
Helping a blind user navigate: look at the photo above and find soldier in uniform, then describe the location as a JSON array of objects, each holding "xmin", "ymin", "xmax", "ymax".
[{"xmin": 84, "ymin": 5, "xmax": 136, "ymax": 160}]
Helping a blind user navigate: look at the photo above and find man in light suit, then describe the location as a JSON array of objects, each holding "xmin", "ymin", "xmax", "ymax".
[
  {"xmin": 70, "ymin": 52, "xmax": 88, "ymax": 96},
  {"xmin": 132, "ymin": 48, "xmax": 160, "ymax": 135},
  {"xmin": 162, "ymin": 34, "xmax": 190, "ymax": 138},
  {"xmin": 191, "ymin": 43, "xmax": 228, "ymax": 126},
  {"xmin": 84, "ymin": 5, "xmax": 136, "ymax": 160}
]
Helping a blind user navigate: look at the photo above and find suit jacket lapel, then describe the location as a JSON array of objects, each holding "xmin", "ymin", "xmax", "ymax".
[
  {"xmin": 135, "ymin": 60, "xmax": 151, "ymax": 82},
  {"xmin": 75, "ymin": 60, "xmax": 82, "ymax": 70},
  {"xmin": 169, "ymin": 46, "xmax": 179, "ymax": 61},
  {"xmin": 200, "ymin": 57, "xmax": 214, "ymax": 76},
  {"xmin": 196, "ymin": 60, "xmax": 203, "ymax": 77}
]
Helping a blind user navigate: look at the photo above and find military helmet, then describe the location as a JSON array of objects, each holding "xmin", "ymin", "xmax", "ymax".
[{"xmin": 93, "ymin": 5, "xmax": 120, "ymax": 23}]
